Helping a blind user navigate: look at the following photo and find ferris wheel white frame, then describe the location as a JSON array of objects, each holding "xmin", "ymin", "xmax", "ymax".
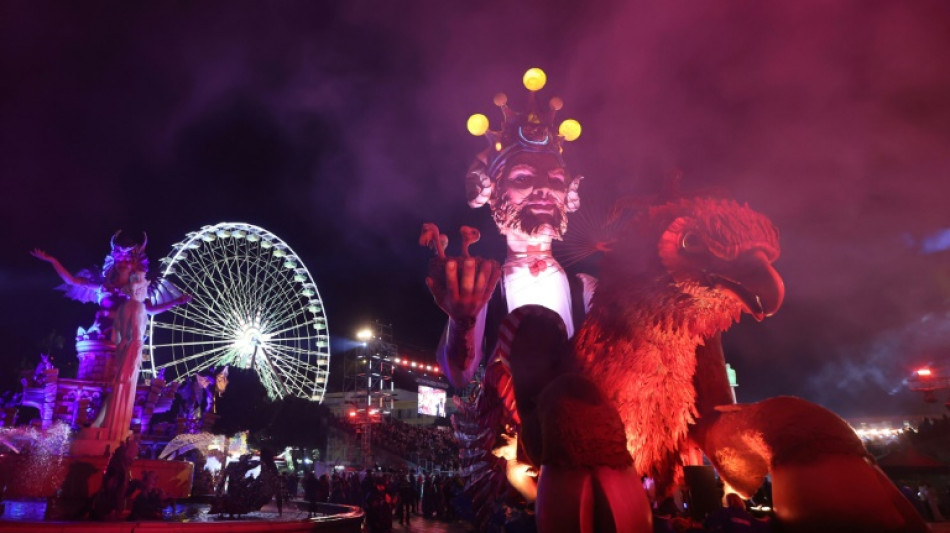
[{"xmin": 146, "ymin": 222, "xmax": 330, "ymax": 402}]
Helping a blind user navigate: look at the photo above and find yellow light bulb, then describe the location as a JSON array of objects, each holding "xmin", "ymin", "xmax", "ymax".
[
  {"xmin": 559, "ymin": 119, "xmax": 582, "ymax": 141},
  {"xmin": 467, "ymin": 114, "xmax": 490, "ymax": 136},
  {"xmin": 523, "ymin": 68, "xmax": 547, "ymax": 92}
]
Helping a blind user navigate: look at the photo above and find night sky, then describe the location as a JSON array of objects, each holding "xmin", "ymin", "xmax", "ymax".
[{"xmin": 2, "ymin": 1, "xmax": 950, "ymax": 418}]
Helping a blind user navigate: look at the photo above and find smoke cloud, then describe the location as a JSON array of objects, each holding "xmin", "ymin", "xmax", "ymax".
[{"xmin": 2, "ymin": 0, "xmax": 949, "ymax": 415}]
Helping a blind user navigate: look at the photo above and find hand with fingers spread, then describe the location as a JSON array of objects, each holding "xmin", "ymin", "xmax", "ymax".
[
  {"xmin": 421, "ymin": 224, "xmax": 501, "ymax": 386},
  {"xmin": 426, "ymin": 255, "xmax": 501, "ymax": 325},
  {"xmin": 421, "ymin": 224, "xmax": 500, "ymax": 324}
]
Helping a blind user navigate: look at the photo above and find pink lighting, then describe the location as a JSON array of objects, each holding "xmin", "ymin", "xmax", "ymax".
[{"xmin": 917, "ymin": 368, "xmax": 933, "ymax": 377}]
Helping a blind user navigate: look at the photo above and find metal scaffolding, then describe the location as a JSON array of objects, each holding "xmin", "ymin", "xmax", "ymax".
[{"xmin": 343, "ymin": 320, "xmax": 395, "ymax": 466}]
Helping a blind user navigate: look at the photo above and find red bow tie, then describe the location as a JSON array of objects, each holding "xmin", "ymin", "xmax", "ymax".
[{"xmin": 529, "ymin": 258, "xmax": 548, "ymax": 276}]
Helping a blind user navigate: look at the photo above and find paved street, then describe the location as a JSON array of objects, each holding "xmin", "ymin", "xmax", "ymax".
[{"xmin": 389, "ymin": 517, "xmax": 474, "ymax": 532}]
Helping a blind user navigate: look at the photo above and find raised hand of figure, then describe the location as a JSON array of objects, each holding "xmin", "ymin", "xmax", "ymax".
[
  {"xmin": 421, "ymin": 223, "xmax": 500, "ymax": 324},
  {"xmin": 491, "ymin": 431, "xmax": 519, "ymax": 461},
  {"xmin": 426, "ymin": 255, "xmax": 500, "ymax": 324},
  {"xmin": 30, "ymin": 248, "xmax": 54, "ymax": 262}
]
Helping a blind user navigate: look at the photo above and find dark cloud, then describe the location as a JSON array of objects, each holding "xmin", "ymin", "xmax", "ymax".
[{"xmin": 2, "ymin": 0, "xmax": 949, "ymax": 416}]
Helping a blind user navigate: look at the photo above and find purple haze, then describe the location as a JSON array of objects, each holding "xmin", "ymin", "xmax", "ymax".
[{"xmin": 1, "ymin": 1, "xmax": 949, "ymax": 417}]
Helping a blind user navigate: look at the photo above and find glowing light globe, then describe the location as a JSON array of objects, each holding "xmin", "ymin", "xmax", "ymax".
[
  {"xmin": 467, "ymin": 113, "xmax": 490, "ymax": 136},
  {"xmin": 523, "ymin": 68, "xmax": 547, "ymax": 92},
  {"xmin": 559, "ymin": 119, "xmax": 582, "ymax": 141}
]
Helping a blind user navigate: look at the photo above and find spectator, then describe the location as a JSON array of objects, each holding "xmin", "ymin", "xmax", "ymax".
[
  {"xmin": 365, "ymin": 478, "xmax": 393, "ymax": 533},
  {"xmin": 303, "ymin": 472, "xmax": 319, "ymax": 518},
  {"xmin": 704, "ymin": 493, "xmax": 770, "ymax": 533}
]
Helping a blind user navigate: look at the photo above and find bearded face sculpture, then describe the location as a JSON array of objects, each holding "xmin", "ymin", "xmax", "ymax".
[{"xmin": 489, "ymin": 151, "xmax": 583, "ymax": 240}]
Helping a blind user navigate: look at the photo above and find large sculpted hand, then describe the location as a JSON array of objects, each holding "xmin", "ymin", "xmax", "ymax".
[
  {"xmin": 426, "ymin": 256, "xmax": 500, "ymax": 323},
  {"xmin": 422, "ymin": 223, "xmax": 501, "ymax": 387},
  {"xmin": 421, "ymin": 223, "xmax": 500, "ymax": 324}
]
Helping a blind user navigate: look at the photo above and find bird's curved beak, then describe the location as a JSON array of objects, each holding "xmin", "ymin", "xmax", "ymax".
[{"xmin": 709, "ymin": 249, "xmax": 785, "ymax": 321}]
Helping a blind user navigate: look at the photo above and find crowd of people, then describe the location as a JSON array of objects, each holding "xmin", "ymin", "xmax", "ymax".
[
  {"xmin": 298, "ymin": 468, "xmax": 468, "ymax": 532},
  {"xmin": 651, "ymin": 493, "xmax": 773, "ymax": 533},
  {"xmin": 369, "ymin": 418, "xmax": 459, "ymax": 472}
]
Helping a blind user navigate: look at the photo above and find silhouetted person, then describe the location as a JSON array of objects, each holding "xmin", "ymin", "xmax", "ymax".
[
  {"xmin": 303, "ymin": 472, "xmax": 319, "ymax": 518},
  {"xmin": 365, "ymin": 478, "xmax": 393, "ymax": 533},
  {"xmin": 705, "ymin": 493, "xmax": 770, "ymax": 533},
  {"xmin": 397, "ymin": 473, "xmax": 415, "ymax": 525}
]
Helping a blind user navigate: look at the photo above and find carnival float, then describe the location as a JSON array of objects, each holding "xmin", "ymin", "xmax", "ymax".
[
  {"xmin": 422, "ymin": 69, "xmax": 930, "ymax": 533},
  {"xmin": 0, "ymin": 228, "xmax": 359, "ymax": 531}
]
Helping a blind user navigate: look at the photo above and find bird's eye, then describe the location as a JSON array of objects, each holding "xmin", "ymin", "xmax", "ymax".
[{"xmin": 681, "ymin": 232, "xmax": 705, "ymax": 254}]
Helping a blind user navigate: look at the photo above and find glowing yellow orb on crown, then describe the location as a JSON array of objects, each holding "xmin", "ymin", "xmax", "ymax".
[
  {"xmin": 467, "ymin": 114, "xmax": 490, "ymax": 136},
  {"xmin": 523, "ymin": 68, "xmax": 547, "ymax": 92},
  {"xmin": 559, "ymin": 119, "xmax": 582, "ymax": 141}
]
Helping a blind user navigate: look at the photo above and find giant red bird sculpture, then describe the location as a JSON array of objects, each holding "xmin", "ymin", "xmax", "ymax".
[
  {"xmin": 575, "ymin": 196, "xmax": 785, "ymax": 491},
  {"xmin": 545, "ymin": 195, "xmax": 928, "ymax": 533},
  {"xmin": 451, "ymin": 195, "xmax": 929, "ymax": 533}
]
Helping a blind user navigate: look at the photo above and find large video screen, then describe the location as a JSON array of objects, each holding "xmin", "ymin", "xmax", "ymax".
[{"xmin": 418, "ymin": 385, "xmax": 447, "ymax": 417}]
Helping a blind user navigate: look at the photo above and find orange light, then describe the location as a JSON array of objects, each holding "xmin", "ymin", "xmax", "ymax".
[{"xmin": 917, "ymin": 368, "xmax": 933, "ymax": 377}]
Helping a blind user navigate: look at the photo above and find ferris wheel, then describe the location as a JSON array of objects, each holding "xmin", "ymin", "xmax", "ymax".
[{"xmin": 146, "ymin": 222, "xmax": 330, "ymax": 402}]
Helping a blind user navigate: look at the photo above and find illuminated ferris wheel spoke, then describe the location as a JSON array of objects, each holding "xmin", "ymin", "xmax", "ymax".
[
  {"xmin": 148, "ymin": 223, "xmax": 331, "ymax": 401},
  {"xmin": 256, "ymin": 347, "xmax": 291, "ymax": 397},
  {"xmin": 170, "ymin": 304, "xmax": 233, "ymax": 338},
  {"xmin": 165, "ymin": 280, "xmax": 234, "ymax": 331},
  {"xmin": 164, "ymin": 308, "xmax": 231, "ymax": 336},
  {"xmin": 157, "ymin": 344, "xmax": 232, "ymax": 368},
  {"xmin": 152, "ymin": 321, "xmax": 230, "ymax": 340},
  {"xmin": 265, "ymin": 348, "xmax": 320, "ymax": 376},
  {"xmin": 150, "ymin": 339, "xmax": 233, "ymax": 349},
  {"xmin": 257, "ymin": 277, "xmax": 300, "ymax": 328},
  {"xmin": 265, "ymin": 342, "xmax": 319, "ymax": 360},
  {"xmin": 222, "ymin": 253, "xmax": 254, "ymax": 319},
  {"xmin": 266, "ymin": 336, "xmax": 323, "ymax": 343},
  {"xmin": 233, "ymin": 249, "xmax": 269, "ymax": 318},
  {"xmin": 175, "ymin": 266, "xmax": 226, "ymax": 307},
  {"xmin": 158, "ymin": 355, "xmax": 224, "ymax": 381},
  {"xmin": 273, "ymin": 297, "xmax": 316, "ymax": 329},
  {"xmin": 207, "ymin": 258, "xmax": 248, "ymax": 320},
  {"xmin": 264, "ymin": 312, "xmax": 315, "ymax": 338},
  {"xmin": 263, "ymin": 344, "xmax": 316, "ymax": 371}
]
